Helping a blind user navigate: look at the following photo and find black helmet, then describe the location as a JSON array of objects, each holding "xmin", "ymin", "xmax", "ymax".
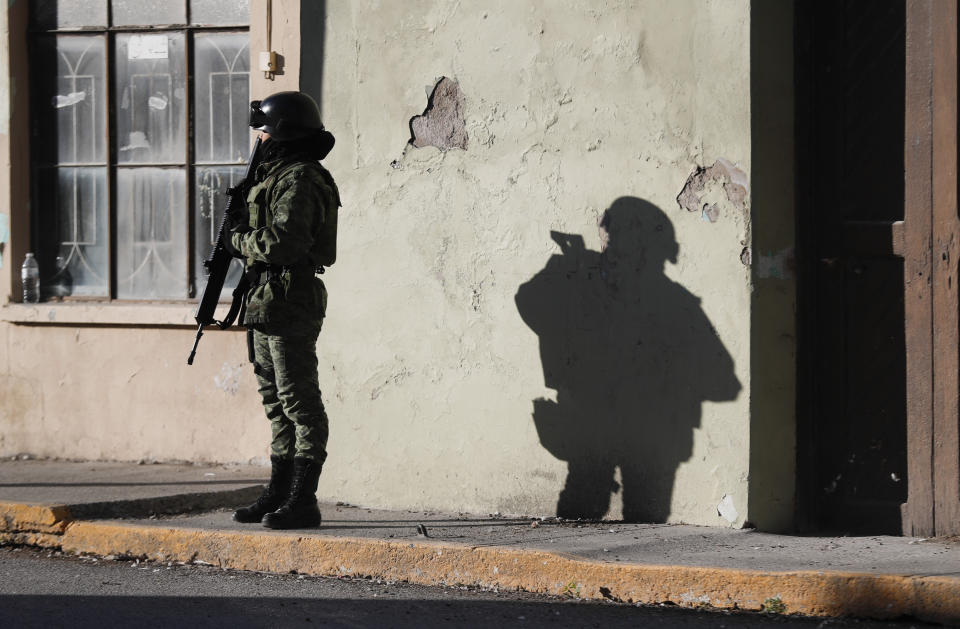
[{"xmin": 249, "ymin": 91, "xmax": 323, "ymax": 141}]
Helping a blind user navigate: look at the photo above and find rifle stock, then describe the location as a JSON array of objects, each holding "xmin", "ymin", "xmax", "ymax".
[{"xmin": 187, "ymin": 137, "xmax": 263, "ymax": 365}]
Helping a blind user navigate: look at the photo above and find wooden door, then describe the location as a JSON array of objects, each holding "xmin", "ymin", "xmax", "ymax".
[
  {"xmin": 798, "ymin": 0, "xmax": 960, "ymax": 537},
  {"xmin": 796, "ymin": 0, "xmax": 909, "ymax": 534}
]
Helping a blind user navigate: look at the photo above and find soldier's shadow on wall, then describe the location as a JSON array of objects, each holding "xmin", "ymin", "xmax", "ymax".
[{"xmin": 515, "ymin": 197, "xmax": 741, "ymax": 522}]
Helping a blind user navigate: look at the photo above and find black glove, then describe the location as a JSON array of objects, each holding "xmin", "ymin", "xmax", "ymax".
[{"xmin": 225, "ymin": 201, "xmax": 249, "ymax": 230}]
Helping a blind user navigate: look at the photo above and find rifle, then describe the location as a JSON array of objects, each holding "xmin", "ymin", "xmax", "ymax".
[
  {"xmin": 550, "ymin": 230, "xmax": 586, "ymax": 256},
  {"xmin": 187, "ymin": 137, "xmax": 263, "ymax": 365}
]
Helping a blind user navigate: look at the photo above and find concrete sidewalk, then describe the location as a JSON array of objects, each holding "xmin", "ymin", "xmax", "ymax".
[{"xmin": 1, "ymin": 459, "xmax": 958, "ymax": 624}]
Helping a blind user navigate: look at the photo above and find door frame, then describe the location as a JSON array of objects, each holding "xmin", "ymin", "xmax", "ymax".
[{"xmin": 902, "ymin": 0, "xmax": 960, "ymax": 537}]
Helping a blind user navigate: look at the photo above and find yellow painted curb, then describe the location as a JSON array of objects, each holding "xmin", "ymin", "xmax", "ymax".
[
  {"xmin": 0, "ymin": 501, "xmax": 72, "ymax": 534},
  {"xmin": 61, "ymin": 520, "xmax": 960, "ymax": 624},
  {"xmin": 0, "ymin": 530, "xmax": 63, "ymax": 548}
]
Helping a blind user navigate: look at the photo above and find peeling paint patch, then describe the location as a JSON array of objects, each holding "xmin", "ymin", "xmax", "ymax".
[
  {"xmin": 214, "ymin": 362, "xmax": 244, "ymax": 395},
  {"xmin": 677, "ymin": 158, "xmax": 749, "ymax": 220},
  {"xmin": 409, "ymin": 77, "xmax": 467, "ymax": 151},
  {"xmin": 701, "ymin": 204, "xmax": 719, "ymax": 223},
  {"xmin": 756, "ymin": 248, "xmax": 795, "ymax": 280}
]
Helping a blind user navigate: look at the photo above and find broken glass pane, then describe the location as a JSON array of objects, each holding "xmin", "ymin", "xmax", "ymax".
[
  {"xmin": 194, "ymin": 32, "xmax": 250, "ymax": 164},
  {"xmin": 37, "ymin": 167, "xmax": 109, "ymax": 297},
  {"xmin": 194, "ymin": 166, "xmax": 245, "ymax": 301},
  {"xmin": 33, "ymin": 35, "xmax": 106, "ymax": 166},
  {"xmin": 115, "ymin": 32, "xmax": 186, "ymax": 165},
  {"xmin": 116, "ymin": 167, "xmax": 187, "ymax": 299},
  {"xmin": 30, "ymin": 0, "xmax": 108, "ymax": 29},
  {"xmin": 110, "ymin": 0, "xmax": 186, "ymax": 26},
  {"xmin": 190, "ymin": 0, "xmax": 249, "ymax": 26}
]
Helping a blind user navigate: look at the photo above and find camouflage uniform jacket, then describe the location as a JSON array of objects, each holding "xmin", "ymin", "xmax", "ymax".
[{"xmin": 231, "ymin": 152, "xmax": 341, "ymax": 334}]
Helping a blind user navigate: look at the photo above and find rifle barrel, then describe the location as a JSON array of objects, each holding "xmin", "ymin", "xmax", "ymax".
[{"xmin": 187, "ymin": 324, "xmax": 204, "ymax": 365}]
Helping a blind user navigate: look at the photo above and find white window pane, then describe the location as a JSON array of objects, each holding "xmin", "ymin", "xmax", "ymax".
[
  {"xmin": 191, "ymin": 0, "xmax": 248, "ymax": 26},
  {"xmin": 115, "ymin": 32, "xmax": 186, "ymax": 164},
  {"xmin": 34, "ymin": 35, "xmax": 106, "ymax": 165},
  {"xmin": 38, "ymin": 167, "xmax": 109, "ymax": 297},
  {"xmin": 31, "ymin": 0, "xmax": 108, "ymax": 29},
  {"xmin": 111, "ymin": 0, "xmax": 186, "ymax": 26},
  {"xmin": 117, "ymin": 168, "xmax": 187, "ymax": 299},
  {"xmin": 194, "ymin": 32, "xmax": 250, "ymax": 164},
  {"xmin": 194, "ymin": 166, "xmax": 244, "ymax": 301}
]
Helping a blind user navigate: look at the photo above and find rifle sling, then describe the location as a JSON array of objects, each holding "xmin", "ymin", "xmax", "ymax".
[
  {"xmin": 215, "ymin": 273, "xmax": 251, "ymax": 330},
  {"xmin": 216, "ymin": 262, "xmax": 319, "ymax": 333}
]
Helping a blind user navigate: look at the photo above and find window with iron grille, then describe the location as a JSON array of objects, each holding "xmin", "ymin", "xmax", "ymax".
[{"xmin": 29, "ymin": 0, "xmax": 250, "ymax": 301}]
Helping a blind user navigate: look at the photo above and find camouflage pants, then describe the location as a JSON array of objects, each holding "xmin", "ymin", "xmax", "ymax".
[{"xmin": 251, "ymin": 328, "xmax": 329, "ymax": 464}]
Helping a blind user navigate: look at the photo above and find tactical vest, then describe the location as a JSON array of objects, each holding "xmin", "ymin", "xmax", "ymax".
[{"xmin": 246, "ymin": 159, "xmax": 341, "ymax": 268}]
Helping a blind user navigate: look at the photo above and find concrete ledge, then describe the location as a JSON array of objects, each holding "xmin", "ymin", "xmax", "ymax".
[
  {"xmin": 0, "ymin": 302, "xmax": 233, "ymax": 327},
  {"xmin": 61, "ymin": 520, "xmax": 960, "ymax": 624}
]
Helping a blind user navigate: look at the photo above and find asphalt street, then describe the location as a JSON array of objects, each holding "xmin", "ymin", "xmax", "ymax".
[{"xmin": 0, "ymin": 547, "xmax": 941, "ymax": 629}]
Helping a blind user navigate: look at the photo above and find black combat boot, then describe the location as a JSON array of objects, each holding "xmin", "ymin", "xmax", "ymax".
[
  {"xmin": 233, "ymin": 455, "xmax": 293, "ymax": 523},
  {"xmin": 262, "ymin": 457, "xmax": 322, "ymax": 529}
]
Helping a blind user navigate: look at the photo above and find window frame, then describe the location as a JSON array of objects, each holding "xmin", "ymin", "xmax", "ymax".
[{"xmin": 27, "ymin": 4, "xmax": 250, "ymax": 304}]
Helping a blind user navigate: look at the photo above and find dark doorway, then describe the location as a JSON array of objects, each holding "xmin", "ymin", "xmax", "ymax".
[{"xmin": 795, "ymin": 0, "xmax": 908, "ymax": 534}]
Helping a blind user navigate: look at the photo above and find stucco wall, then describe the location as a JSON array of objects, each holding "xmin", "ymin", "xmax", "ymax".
[
  {"xmin": 315, "ymin": 0, "xmax": 752, "ymax": 525},
  {"xmin": 1, "ymin": 0, "xmax": 756, "ymax": 527},
  {"xmin": 0, "ymin": 325, "xmax": 267, "ymax": 463}
]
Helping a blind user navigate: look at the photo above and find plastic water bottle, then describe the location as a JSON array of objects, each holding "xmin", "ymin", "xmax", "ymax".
[{"xmin": 21, "ymin": 252, "xmax": 39, "ymax": 303}]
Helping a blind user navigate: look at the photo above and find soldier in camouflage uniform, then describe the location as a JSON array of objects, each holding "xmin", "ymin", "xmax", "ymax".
[{"xmin": 228, "ymin": 91, "xmax": 341, "ymax": 529}]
